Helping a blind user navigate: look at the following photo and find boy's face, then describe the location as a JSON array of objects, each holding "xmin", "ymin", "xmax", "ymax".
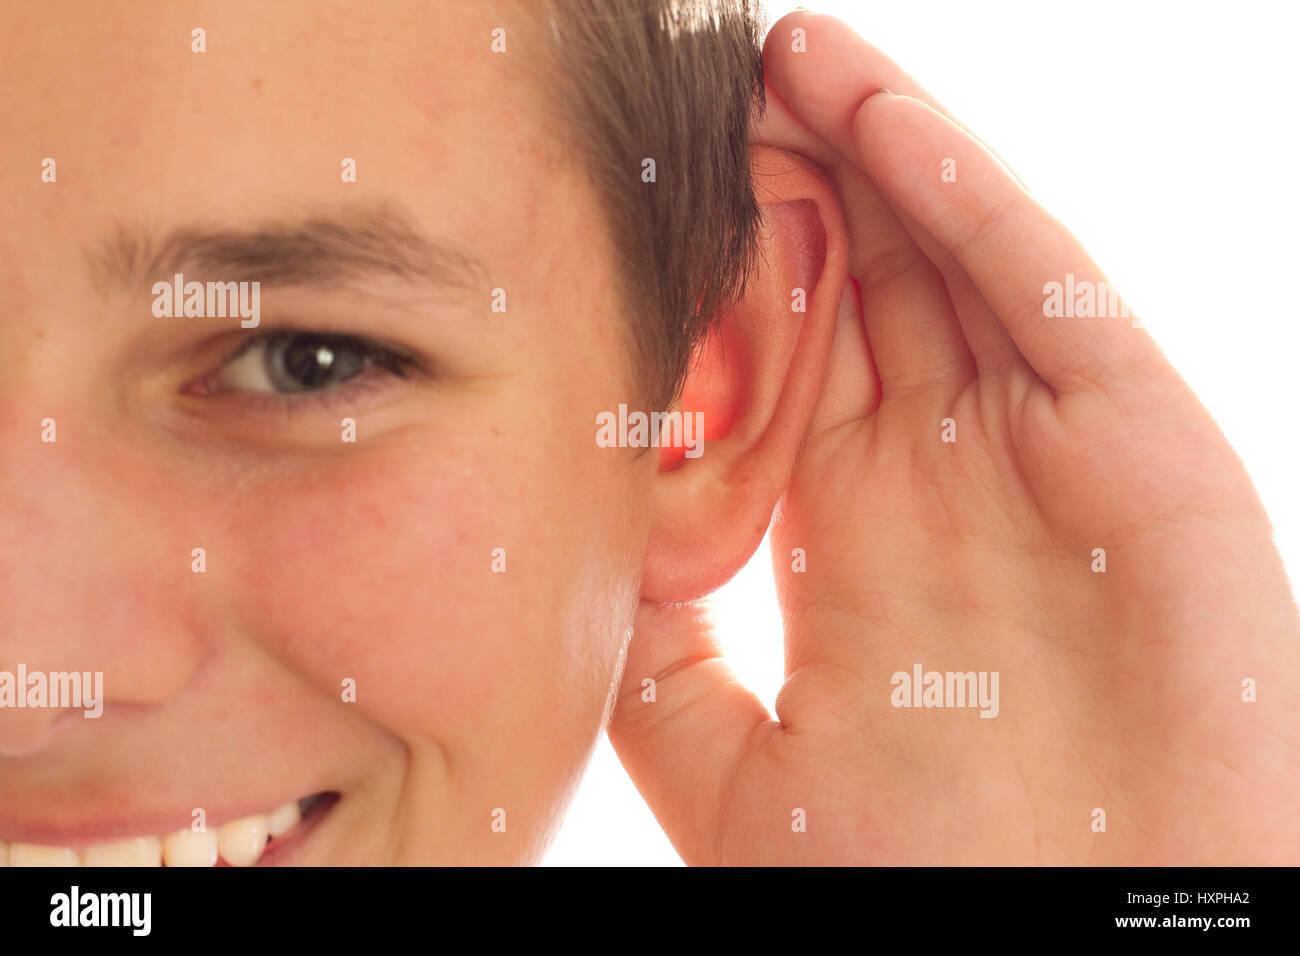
[{"xmin": 0, "ymin": 0, "xmax": 651, "ymax": 863}]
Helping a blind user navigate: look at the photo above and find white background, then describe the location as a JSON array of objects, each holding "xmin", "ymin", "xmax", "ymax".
[{"xmin": 544, "ymin": 0, "xmax": 1300, "ymax": 865}]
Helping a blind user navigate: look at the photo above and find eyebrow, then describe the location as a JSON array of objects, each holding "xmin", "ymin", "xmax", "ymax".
[{"xmin": 88, "ymin": 203, "xmax": 487, "ymax": 297}]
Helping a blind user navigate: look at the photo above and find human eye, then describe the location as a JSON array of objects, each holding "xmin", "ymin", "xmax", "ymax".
[{"xmin": 185, "ymin": 330, "xmax": 422, "ymax": 408}]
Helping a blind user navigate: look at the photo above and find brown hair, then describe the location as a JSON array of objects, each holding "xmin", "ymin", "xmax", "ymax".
[{"xmin": 533, "ymin": 0, "xmax": 767, "ymax": 409}]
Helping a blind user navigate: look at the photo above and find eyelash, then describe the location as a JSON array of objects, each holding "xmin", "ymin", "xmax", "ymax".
[{"xmin": 194, "ymin": 330, "xmax": 422, "ymax": 413}]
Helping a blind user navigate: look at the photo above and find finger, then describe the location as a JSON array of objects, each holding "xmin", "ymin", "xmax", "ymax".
[
  {"xmin": 854, "ymin": 93, "xmax": 1164, "ymax": 392},
  {"xmin": 757, "ymin": 86, "xmax": 974, "ymax": 399},
  {"xmin": 878, "ymin": 190, "xmax": 1029, "ymax": 380},
  {"xmin": 750, "ymin": 73, "xmax": 842, "ymax": 168},
  {"xmin": 606, "ymin": 599, "xmax": 769, "ymax": 864},
  {"xmin": 764, "ymin": 11, "xmax": 1031, "ymax": 191},
  {"xmin": 806, "ymin": 278, "xmax": 879, "ymax": 436},
  {"xmin": 831, "ymin": 152, "xmax": 975, "ymax": 399},
  {"xmin": 765, "ymin": 13, "xmax": 1161, "ymax": 392}
]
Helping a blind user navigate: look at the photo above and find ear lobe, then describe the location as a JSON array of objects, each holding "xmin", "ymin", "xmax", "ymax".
[{"xmin": 640, "ymin": 146, "xmax": 849, "ymax": 603}]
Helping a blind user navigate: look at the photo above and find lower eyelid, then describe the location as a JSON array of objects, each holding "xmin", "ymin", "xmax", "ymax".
[{"xmin": 220, "ymin": 363, "xmax": 403, "ymax": 412}]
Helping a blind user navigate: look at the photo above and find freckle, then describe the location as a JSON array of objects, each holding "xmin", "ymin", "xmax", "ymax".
[{"xmin": 251, "ymin": 76, "xmax": 264, "ymax": 93}]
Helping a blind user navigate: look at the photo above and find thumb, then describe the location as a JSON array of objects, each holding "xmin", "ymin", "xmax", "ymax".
[{"xmin": 606, "ymin": 598, "xmax": 771, "ymax": 864}]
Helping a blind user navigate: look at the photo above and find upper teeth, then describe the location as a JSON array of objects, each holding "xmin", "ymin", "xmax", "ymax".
[{"xmin": 0, "ymin": 799, "xmax": 303, "ymax": 867}]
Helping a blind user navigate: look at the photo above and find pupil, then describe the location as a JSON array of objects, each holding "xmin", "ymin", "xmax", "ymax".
[
  {"xmin": 270, "ymin": 334, "xmax": 363, "ymax": 391},
  {"xmin": 284, "ymin": 337, "xmax": 335, "ymax": 387}
]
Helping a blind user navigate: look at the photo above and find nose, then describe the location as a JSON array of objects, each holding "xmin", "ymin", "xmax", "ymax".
[{"xmin": 0, "ymin": 406, "xmax": 207, "ymax": 754}]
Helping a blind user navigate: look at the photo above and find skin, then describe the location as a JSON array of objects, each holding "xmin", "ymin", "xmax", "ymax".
[
  {"xmin": 609, "ymin": 13, "xmax": 1300, "ymax": 864},
  {"xmin": 0, "ymin": 0, "xmax": 652, "ymax": 864},
  {"xmin": 2, "ymin": 1, "xmax": 1295, "ymax": 866},
  {"xmin": 0, "ymin": 0, "xmax": 845, "ymax": 866}
]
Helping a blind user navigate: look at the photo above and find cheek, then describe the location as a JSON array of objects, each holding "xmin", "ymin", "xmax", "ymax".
[{"xmin": 214, "ymin": 427, "xmax": 628, "ymax": 765}]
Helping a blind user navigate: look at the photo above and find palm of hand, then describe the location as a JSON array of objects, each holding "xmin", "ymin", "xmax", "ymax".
[{"xmin": 726, "ymin": 371, "xmax": 1300, "ymax": 864}]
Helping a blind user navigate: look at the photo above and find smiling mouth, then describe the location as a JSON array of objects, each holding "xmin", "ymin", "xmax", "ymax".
[{"xmin": 0, "ymin": 792, "xmax": 338, "ymax": 867}]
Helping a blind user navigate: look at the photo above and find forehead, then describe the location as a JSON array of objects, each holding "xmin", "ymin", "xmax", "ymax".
[{"xmin": 2, "ymin": 0, "xmax": 567, "ymax": 283}]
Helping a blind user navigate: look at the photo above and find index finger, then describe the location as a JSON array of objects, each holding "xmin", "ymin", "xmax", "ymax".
[
  {"xmin": 763, "ymin": 11, "xmax": 1025, "ymax": 186},
  {"xmin": 764, "ymin": 13, "xmax": 1168, "ymax": 394}
]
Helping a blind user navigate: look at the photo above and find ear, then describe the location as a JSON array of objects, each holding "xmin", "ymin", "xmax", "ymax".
[{"xmin": 640, "ymin": 145, "xmax": 849, "ymax": 603}]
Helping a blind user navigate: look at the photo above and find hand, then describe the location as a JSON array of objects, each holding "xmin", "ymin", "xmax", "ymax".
[{"xmin": 607, "ymin": 12, "xmax": 1300, "ymax": 864}]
